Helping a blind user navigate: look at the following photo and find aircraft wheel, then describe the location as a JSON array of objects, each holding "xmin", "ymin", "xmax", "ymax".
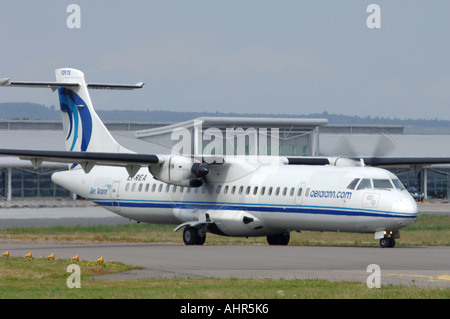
[
  {"xmin": 183, "ymin": 226, "xmax": 206, "ymax": 245},
  {"xmin": 379, "ymin": 237, "xmax": 395, "ymax": 248},
  {"xmin": 267, "ymin": 232, "xmax": 290, "ymax": 245},
  {"xmin": 196, "ymin": 233, "xmax": 206, "ymax": 245},
  {"xmin": 183, "ymin": 226, "xmax": 198, "ymax": 245}
]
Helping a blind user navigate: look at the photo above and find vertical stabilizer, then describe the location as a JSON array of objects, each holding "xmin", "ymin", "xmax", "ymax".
[{"xmin": 55, "ymin": 68, "xmax": 132, "ymax": 154}]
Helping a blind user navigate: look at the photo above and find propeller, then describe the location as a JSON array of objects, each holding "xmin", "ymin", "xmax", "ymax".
[
  {"xmin": 189, "ymin": 162, "xmax": 210, "ymax": 187},
  {"xmin": 331, "ymin": 131, "xmax": 397, "ymax": 164},
  {"xmin": 191, "ymin": 162, "xmax": 209, "ymax": 178}
]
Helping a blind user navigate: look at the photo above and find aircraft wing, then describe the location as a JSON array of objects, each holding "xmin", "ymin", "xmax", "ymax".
[
  {"xmin": 286, "ymin": 156, "xmax": 450, "ymax": 167},
  {"xmin": 361, "ymin": 156, "xmax": 450, "ymax": 167},
  {"xmin": 0, "ymin": 149, "xmax": 160, "ymax": 176}
]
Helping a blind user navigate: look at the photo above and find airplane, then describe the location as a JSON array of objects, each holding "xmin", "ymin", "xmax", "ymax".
[{"xmin": 1, "ymin": 68, "xmax": 449, "ymax": 248}]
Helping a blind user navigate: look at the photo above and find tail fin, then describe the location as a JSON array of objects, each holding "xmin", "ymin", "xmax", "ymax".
[
  {"xmin": 0, "ymin": 67, "xmax": 143, "ymax": 153},
  {"xmin": 56, "ymin": 68, "xmax": 132, "ymax": 153}
]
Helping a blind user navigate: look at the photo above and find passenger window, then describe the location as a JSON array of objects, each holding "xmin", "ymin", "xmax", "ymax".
[
  {"xmin": 268, "ymin": 187, "xmax": 273, "ymax": 196},
  {"xmin": 347, "ymin": 178, "xmax": 360, "ymax": 190},
  {"xmin": 216, "ymin": 185, "xmax": 221, "ymax": 194},
  {"xmin": 275, "ymin": 187, "xmax": 280, "ymax": 196},
  {"xmin": 138, "ymin": 183, "xmax": 143, "ymax": 192},
  {"xmin": 373, "ymin": 179, "xmax": 393, "ymax": 189},
  {"xmin": 239, "ymin": 186, "xmax": 244, "ymax": 195},
  {"xmin": 180, "ymin": 186, "xmax": 184, "ymax": 193},
  {"xmin": 158, "ymin": 184, "xmax": 163, "ymax": 192},
  {"xmin": 173, "ymin": 185, "xmax": 177, "ymax": 192},
  {"xmin": 151, "ymin": 184, "xmax": 156, "ymax": 192},
  {"xmin": 131, "ymin": 183, "xmax": 136, "ymax": 192},
  {"xmin": 125, "ymin": 183, "xmax": 130, "ymax": 192},
  {"xmin": 253, "ymin": 187, "xmax": 258, "ymax": 195},
  {"xmin": 165, "ymin": 184, "xmax": 170, "ymax": 192},
  {"xmin": 231, "ymin": 186, "xmax": 236, "ymax": 194},
  {"xmin": 297, "ymin": 188, "xmax": 302, "ymax": 197},
  {"xmin": 356, "ymin": 179, "xmax": 372, "ymax": 190},
  {"xmin": 261, "ymin": 187, "xmax": 266, "ymax": 195},
  {"xmin": 290, "ymin": 187, "xmax": 295, "ymax": 196},
  {"xmin": 282, "ymin": 187, "xmax": 287, "ymax": 196},
  {"xmin": 224, "ymin": 185, "xmax": 229, "ymax": 194},
  {"xmin": 246, "ymin": 186, "xmax": 251, "ymax": 195}
]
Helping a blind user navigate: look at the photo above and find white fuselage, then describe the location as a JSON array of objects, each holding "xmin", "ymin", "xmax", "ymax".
[{"xmin": 52, "ymin": 161, "xmax": 418, "ymax": 238}]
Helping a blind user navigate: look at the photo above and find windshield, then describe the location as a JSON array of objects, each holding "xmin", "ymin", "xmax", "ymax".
[
  {"xmin": 356, "ymin": 179, "xmax": 372, "ymax": 190},
  {"xmin": 373, "ymin": 179, "xmax": 394, "ymax": 189},
  {"xmin": 350, "ymin": 178, "xmax": 406, "ymax": 190},
  {"xmin": 392, "ymin": 178, "xmax": 406, "ymax": 190}
]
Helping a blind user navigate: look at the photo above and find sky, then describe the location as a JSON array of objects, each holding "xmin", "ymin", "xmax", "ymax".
[{"xmin": 1, "ymin": 1, "xmax": 450, "ymax": 120}]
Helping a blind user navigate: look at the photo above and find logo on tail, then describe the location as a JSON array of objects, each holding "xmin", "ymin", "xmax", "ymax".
[{"xmin": 58, "ymin": 87, "xmax": 93, "ymax": 152}]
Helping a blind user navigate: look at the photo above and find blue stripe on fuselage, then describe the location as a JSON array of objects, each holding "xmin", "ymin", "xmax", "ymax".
[{"xmin": 88, "ymin": 198, "xmax": 417, "ymax": 219}]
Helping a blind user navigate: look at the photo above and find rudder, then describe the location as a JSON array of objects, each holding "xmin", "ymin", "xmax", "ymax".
[{"xmin": 55, "ymin": 68, "xmax": 131, "ymax": 154}]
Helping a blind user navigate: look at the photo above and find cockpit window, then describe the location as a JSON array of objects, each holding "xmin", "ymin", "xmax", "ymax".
[
  {"xmin": 347, "ymin": 178, "xmax": 360, "ymax": 190},
  {"xmin": 391, "ymin": 178, "xmax": 406, "ymax": 190},
  {"xmin": 356, "ymin": 178, "xmax": 372, "ymax": 190},
  {"xmin": 373, "ymin": 179, "xmax": 394, "ymax": 189}
]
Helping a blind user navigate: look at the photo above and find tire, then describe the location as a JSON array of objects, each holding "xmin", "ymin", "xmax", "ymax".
[
  {"xmin": 380, "ymin": 237, "xmax": 395, "ymax": 248},
  {"xmin": 183, "ymin": 227, "xmax": 198, "ymax": 245},
  {"xmin": 196, "ymin": 234, "xmax": 206, "ymax": 245},
  {"xmin": 267, "ymin": 232, "xmax": 290, "ymax": 246},
  {"xmin": 183, "ymin": 226, "xmax": 206, "ymax": 245}
]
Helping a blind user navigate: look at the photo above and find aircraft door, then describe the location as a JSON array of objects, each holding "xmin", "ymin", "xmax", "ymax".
[
  {"xmin": 110, "ymin": 181, "xmax": 120, "ymax": 212},
  {"xmin": 296, "ymin": 183, "xmax": 305, "ymax": 205}
]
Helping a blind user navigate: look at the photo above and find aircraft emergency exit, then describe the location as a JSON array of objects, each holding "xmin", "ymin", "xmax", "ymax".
[{"xmin": 1, "ymin": 68, "xmax": 448, "ymax": 248}]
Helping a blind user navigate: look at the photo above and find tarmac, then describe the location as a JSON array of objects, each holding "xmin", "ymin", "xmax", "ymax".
[
  {"xmin": 0, "ymin": 199, "xmax": 448, "ymax": 229},
  {"xmin": 1, "ymin": 199, "xmax": 449, "ymax": 287}
]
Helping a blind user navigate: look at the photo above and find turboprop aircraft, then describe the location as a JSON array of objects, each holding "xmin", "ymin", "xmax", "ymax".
[{"xmin": 1, "ymin": 68, "xmax": 449, "ymax": 248}]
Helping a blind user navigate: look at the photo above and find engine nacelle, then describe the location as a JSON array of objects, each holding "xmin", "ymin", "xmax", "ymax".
[
  {"xmin": 208, "ymin": 210, "xmax": 266, "ymax": 236},
  {"xmin": 148, "ymin": 155, "xmax": 208, "ymax": 187},
  {"xmin": 329, "ymin": 157, "xmax": 362, "ymax": 167}
]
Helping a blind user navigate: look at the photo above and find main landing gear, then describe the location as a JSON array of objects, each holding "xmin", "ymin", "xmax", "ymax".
[
  {"xmin": 266, "ymin": 231, "xmax": 290, "ymax": 245},
  {"xmin": 183, "ymin": 226, "xmax": 206, "ymax": 245}
]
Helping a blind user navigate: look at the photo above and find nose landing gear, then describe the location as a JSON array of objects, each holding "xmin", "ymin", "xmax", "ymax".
[
  {"xmin": 376, "ymin": 230, "xmax": 400, "ymax": 248},
  {"xmin": 379, "ymin": 237, "xmax": 395, "ymax": 248}
]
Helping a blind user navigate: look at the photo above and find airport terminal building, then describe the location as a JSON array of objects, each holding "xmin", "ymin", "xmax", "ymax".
[{"xmin": 1, "ymin": 118, "xmax": 450, "ymax": 201}]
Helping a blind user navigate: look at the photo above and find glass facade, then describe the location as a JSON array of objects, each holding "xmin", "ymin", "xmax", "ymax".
[
  {"xmin": 0, "ymin": 168, "xmax": 70, "ymax": 200},
  {"xmin": 391, "ymin": 167, "xmax": 450, "ymax": 199},
  {"xmin": 0, "ymin": 170, "xmax": 5, "ymax": 199}
]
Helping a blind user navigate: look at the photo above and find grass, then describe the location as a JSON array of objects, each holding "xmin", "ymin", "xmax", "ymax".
[
  {"xmin": 1, "ymin": 215, "xmax": 449, "ymax": 299},
  {"xmin": 0, "ymin": 214, "xmax": 449, "ymax": 246},
  {"xmin": 0, "ymin": 257, "xmax": 449, "ymax": 299}
]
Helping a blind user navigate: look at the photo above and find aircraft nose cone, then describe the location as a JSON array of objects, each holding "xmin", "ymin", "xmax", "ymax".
[{"xmin": 392, "ymin": 197, "xmax": 418, "ymax": 227}]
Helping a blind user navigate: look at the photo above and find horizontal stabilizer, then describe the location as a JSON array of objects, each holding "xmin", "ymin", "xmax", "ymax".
[{"xmin": 0, "ymin": 80, "xmax": 144, "ymax": 90}]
